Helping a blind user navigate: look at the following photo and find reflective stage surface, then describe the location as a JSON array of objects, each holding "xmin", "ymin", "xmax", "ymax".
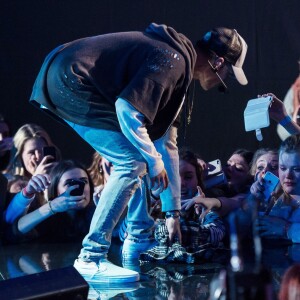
[{"xmin": 0, "ymin": 239, "xmax": 299, "ymax": 299}]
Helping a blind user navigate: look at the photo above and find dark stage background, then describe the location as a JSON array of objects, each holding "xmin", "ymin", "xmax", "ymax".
[{"xmin": 1, "ymin": 0, "xmax": 299, "ymax": 166}]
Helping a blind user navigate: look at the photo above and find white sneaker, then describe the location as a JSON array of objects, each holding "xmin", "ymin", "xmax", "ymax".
[
  {"xmin": 122, "ymin": 238, "xmax": 157, "ymax": 263},
  {"xmin": 74, "ymin": 259, "xmax": 140, "ymax": 283}
]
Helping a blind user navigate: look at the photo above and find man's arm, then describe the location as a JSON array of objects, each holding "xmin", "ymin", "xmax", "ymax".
[
  {"xmin": 115, "ymin": 98, "xmax": 168, "ymax": 192},
  {"xmin": 116, "ymin": 98, "xmax": 181, "ymax": 242}
]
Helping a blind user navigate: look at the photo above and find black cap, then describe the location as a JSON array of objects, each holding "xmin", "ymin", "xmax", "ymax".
[{"xmin": 199, "ymin": 27, "xmax": 248, "ymax": 85}]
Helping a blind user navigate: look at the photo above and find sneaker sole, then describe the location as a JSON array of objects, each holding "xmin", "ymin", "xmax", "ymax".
[
  {"xmin": 82, "ymin": 273, "xmax": 140, "ymax": 284},
  {"xmin": 74, "ymin": 260, "xmax": 140, "ymax": 284},
  {"xmin": 74, "ymin": 265, "xmax": 140, "ymax": 283},
  {"xmin": 89, "ymin": 281, "xmax": 140, "ymax": 290}
]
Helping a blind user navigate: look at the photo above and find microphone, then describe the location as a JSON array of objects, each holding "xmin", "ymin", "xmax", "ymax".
[
  {"xmin": 208, "ymin": 60, "xmax": 228, "ymax": 91},
  {"xmin": 208, "ymin": 59, "xmax": 219, "ymax": 73}
]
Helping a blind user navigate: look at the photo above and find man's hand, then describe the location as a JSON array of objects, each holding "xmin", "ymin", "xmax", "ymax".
[
  {"xmin": 165, "ymin": 216, "xmax": 181, "ymax": 244},
  {"xmin": 150, "ymin": 168, "xmax": 169, "ymax": 195}
]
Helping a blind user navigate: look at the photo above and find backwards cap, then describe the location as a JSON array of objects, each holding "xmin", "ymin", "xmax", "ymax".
[{"xmin": 200, "ymin": 27, "xmax": 248, "ymax": 85}]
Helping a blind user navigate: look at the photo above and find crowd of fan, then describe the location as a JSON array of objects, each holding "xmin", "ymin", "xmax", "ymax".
[{"xmin": 1, "ymin": 112, "xmax": 300, "ymax": 298}]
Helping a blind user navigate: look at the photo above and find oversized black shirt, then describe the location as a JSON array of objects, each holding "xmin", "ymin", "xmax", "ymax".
[{"xmin": 30, "ymin": 23, "xmax": 196, "ymax": 140}]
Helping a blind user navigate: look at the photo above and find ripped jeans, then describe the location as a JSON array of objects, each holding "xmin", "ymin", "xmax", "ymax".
[{"xmin": 65, "ymin": 121, "xmax": 180, "ymax": 262}]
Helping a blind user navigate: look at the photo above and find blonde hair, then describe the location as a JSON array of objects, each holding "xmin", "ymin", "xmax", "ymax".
[
  {"xmin": 249, "ymin": 148, "xmax": 278, "ymax": 176},
  {"xmin": 12, "ymin": 123, "xmax": 59, "ymax": 177}
]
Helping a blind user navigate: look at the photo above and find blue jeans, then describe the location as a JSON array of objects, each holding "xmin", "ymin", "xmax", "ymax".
[{"xmin": 65, "ymin": 121, "xmax": 180, "ymax": 262}]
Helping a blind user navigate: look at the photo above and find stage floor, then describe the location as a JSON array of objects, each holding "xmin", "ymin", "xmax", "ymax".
[{"xmin": 0, "ymin": 239, "xmax": 298, "ymax": 299}]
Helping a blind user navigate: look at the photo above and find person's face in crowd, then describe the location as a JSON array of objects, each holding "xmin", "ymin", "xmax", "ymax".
[
  {"xmin": 225, "ymin": 154, "xmax": 250, "ymax": 188},
  {"xmin": 57, "ymin": 167, "xmax": 91, "ymax": 209},
  {"xmin": 279, "ymin": 151, "xmax": 300, "ymax": 196},
  {"xmin": 255, "ymin": 152, "xmax": 279, "ymax": 177},
  {"xmin": 21, "ymin": 137, "xmax": 48, "ymax": 175},
  {"xmin": 179, "ymin": 159, "xmax": 198, "ymax": 199}
]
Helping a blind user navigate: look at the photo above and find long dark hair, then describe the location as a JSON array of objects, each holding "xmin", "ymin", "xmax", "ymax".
[
  {"xmin": 232, "ymin": 148, "xmax": 254, "ymax": 166},
  {"xmin": 179, "ymin": 149, "xmax": 205, "ymax": 191},
  {"xmin": 48, "ymin": 160, "xmax": 94, "ymax": 201}
]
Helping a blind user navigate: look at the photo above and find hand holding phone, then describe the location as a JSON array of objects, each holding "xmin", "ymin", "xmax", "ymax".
[
  {"xmin": 69, "ymin": 179, "xmax": 85, "ymax": 196},
  {"xmin": 43, "ymin": 146, "xmax": 57, "ymax": 163},
  {"xmin": 204, "ymin": 159, "xmax": 227, "ymax": 189},
  {"xmin": 262, "ymin": 171, "xmax": 279, "ymax": 200},
  {"xmin": 207, "ymin": 159, "xmax": 222, "ymax": 176}
]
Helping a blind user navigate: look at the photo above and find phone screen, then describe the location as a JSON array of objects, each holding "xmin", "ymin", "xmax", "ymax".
[
  {"xmin": 207, "ymin": 159, "xmax": 222, "ymax": 176},
  {"xmin": 69, "ymin": 180, "xmax": 85, "ymax": 196},
  {"xmin": 43, "ymin": 146, "xmax": 57, "ymax": 162},
  {"xmin": 263, "ymin": 172, "xmax": 279, "ymax": 200}
]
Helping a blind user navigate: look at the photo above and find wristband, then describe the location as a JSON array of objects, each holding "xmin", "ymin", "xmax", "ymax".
[
  {"xmin": 279, "ymin": 115, "xmax": 292, "ymax": 127},
  {"xmin": 48, "ymin": 201, "xmax": 56, "ymax": 214},
  {"xmin": 165, "ymin": 210, "xmax": 180, "ymax": 219},
  {"xmin": 22, "ymin": 186, "xmax": 35, "ymax": 198}
]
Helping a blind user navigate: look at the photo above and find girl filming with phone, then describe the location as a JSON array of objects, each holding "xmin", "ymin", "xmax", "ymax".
[
  {"xmin": 181, "ymin": 148, "xmax": 254, "ymax": 219},
  {"xmin": 5, "ymin": 123, "xmax": 60, "ymax": 195},
  {"xmin": 3, "ymin": 123, "xmax": 61, "ymax": 224},
  {"xmin": 9, "ymin": 123, "xmax": 60, "ymax": 179},
  {"xmin": 4, "ymin": 160, "xmax": 95, "ymax": 243},
  {"xmin": 249, "ymin": 134, "xmax": 300, "ymax": 243}
]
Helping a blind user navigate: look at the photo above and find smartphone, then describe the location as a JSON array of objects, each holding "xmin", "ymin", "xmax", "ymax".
[
  {"xmin": 207, "ymin": 159, "xmax": 222, "ymax": 176},
  {"xmin": 43, "ymin": 146, "xmax": 57, "ymax": 162},
  {"xmin": 262, "ymin": 171, "xmax": 279, "ymax": 200},
  {"xmin": 204, "ymin": 172, "xmax": 227, "ymax": 189},
  {"xmin": 69, "ymin": 179, "xmax": 85, "ymax": 196}
]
